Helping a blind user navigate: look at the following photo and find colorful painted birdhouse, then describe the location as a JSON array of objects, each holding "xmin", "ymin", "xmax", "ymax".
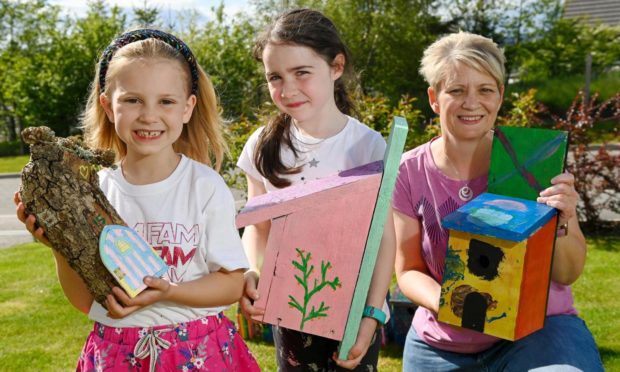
[
  {"xmin": 438, "ymin": 126, "xmax": 568, "ymax": 341},
  {"xmin": 440, "ymin": 192, "xmax": 557, "ymax": 340},
  {"xmin": 236, "ymin": 117, "xmax": 408, "ymax": 358}
]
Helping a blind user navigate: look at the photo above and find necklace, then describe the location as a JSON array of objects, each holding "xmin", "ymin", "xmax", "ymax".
[
  {"xmin": 290, "ymin": 122, "xmax": 328, "ymax": 147},
  {"xmin": 443, "ymin": 151, "xmax": 474, "ymax": 202}
]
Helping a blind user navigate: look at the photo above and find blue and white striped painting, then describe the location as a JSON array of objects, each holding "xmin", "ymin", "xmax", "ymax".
[{"xmin": 99, "ymin": 225, "xmax": 168, "ymax": 297}]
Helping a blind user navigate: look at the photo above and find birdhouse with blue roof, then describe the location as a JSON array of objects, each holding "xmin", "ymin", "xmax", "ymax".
[{"xmin": 438, "ymin": 126, "xmax": 568, "ymax": 341}]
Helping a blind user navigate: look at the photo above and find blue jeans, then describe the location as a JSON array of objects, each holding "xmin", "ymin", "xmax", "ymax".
[{"xmin": 403, "ymin": 315, "xmax": 603, "ymax": 371}]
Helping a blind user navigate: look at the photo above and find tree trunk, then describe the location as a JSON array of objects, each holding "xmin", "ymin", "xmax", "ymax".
[{"xmin": 19, "ymin": 126, "xmax": 123, "ymax": 305}]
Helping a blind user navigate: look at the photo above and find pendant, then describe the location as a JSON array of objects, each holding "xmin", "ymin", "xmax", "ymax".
[{"xmin": 458, "ymin": 185, "xmax": 473, "ymax": 201}]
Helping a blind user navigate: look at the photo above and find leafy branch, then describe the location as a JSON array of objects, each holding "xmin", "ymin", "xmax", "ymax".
[{"xmin": 288, "ymin": 248, "xmax": 341, "ymax": 330}]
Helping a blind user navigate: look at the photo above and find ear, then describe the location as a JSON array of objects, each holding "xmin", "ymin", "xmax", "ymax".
[
  {"xmin": 99, "ymin": 94, "xmax": 115, "ymax": 123},
  {"xmin": 183, "ymin": 94, "xmax": 197, "ymax": 124},
  {"xmin": 331, "ymin": 53, "xmax": 345, "ymax": 81},
  {"xmin": 428, "ymin": 87, "xmax": 440, "ymax": 114}
]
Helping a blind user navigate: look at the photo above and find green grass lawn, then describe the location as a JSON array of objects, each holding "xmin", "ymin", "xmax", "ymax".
[
  {"xmin": 1, "ymin": 238, "xmax": 617, "ymax": 371},
  {"xmin": 0, "ymin": 155, "xmax": 29, "ymax": 173}
]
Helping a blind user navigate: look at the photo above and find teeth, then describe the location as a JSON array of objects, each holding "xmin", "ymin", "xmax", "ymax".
[
  {"xmin": 136, "ymin": 130, "xmax": 162, "ymax": 138},
  {"xmin": 460, "ymin": 116, "xmax": 482, "ymax": 121}
]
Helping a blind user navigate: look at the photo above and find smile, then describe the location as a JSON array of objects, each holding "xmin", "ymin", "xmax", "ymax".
[
  {"xmin": 458, "ymin": 115, "xmax": 483, "ymax": 122},
  {"xmin": 135, "ymin": 130, "xmax": 163, "ymax": 138},
  {"xmin": 286, "ymin": 101, "xmax": 305, "ymax": 108}
]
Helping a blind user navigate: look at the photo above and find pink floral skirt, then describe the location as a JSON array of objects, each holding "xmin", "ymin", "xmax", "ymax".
[{"xmin": 77, "ymin": 313, "xmax": 260, "ymax": 371}]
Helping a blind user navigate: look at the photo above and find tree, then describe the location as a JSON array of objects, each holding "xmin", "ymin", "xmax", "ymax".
[
  {"xmin": 183, "ymin": 4, "xmax": 264, "ymax": 119},
  {"xmin": 0, "ymin": 0, "xmax": 61, "ymax": 143},
  {"xmin": 133, "ymin": 0, "xmax": 160, "ymax": 28},
  {"xmin": 251, "ymin": 0, "xmax": 449, "ymax": 104}
]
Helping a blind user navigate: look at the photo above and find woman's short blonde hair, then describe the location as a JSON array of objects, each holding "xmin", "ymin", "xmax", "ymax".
[{"xmin": 419, "ymin": 31, "xmax": 506, "ymax": 91}]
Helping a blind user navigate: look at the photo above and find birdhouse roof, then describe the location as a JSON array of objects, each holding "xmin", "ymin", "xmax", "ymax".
[
  {"xmin": 442, "ymin": 192, "xmax": 557, "ymax": 241},
  {"xmin": 236, "ymin": 161, "xmax": 383, "ymax": 228}
]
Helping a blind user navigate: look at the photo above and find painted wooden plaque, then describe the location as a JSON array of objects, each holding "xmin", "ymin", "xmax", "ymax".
[
  {"xmin": 488, "ymin": 126, "xmax": 568, "ymax": 200},
  {"xmin": 236, "ymin": 117, "xmax": 408, "ymax": 357},
  {"xmin": 99, "ymin": 225, "xmax": 168, "ymax": 298},
  {"xmin": 440, "ymin": 193, "xmax": 557, "ymax": 340}
]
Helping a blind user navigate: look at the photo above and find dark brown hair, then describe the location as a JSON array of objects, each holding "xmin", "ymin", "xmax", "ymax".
[{"xmin": 252, "ymin": 8, "xmax": 356, "ymax": 188}]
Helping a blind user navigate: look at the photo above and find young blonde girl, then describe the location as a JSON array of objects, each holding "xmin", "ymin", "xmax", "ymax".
[
  {"xmin": 237, "ymin": 9, "xmax": 396, "ymax": 371},
  {"xmin": 16, "ymin": 29, "xmax": 260, "ymax": 371}
]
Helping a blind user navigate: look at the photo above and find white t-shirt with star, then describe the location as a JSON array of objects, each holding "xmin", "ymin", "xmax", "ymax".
[
  {"xmin": 237, "ymin": 116, "xmax": 386, "ymax": 191},
  {"xmin": 88, "ymin": 155, "xmax": 249, "ymax": 327}
]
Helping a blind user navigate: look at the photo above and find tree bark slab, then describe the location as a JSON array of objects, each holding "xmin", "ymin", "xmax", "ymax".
[{"xmin": 20, "ymin": 126, "xmax": 125, "ymax": 305}]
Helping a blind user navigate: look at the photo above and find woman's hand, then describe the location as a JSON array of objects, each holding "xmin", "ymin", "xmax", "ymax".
[
  {"xmin": 104, "ymin": 276, "xmax": 172, "ymax": 319},
  {"xmin": 537, "ymin": 172, "xmax": 579, "ymax": 225},
  {"xmin": 239, "ymin": 270, "xmax": 265, "ymax": 319},
  {"xmin": 332, "ymin": 317, "xmax": 378, "ymax": 369},
  {"xmin": 538, "ymin": 172, "xmax": 587, "ymax": 285},
  {"xmin": 14, "ymin": 191, "xmax": 52, "ymax": 247}
]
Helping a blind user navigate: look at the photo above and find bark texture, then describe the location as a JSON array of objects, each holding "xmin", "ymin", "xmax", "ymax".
[{"xmin": 20, "ymin": 126, "xmax": 125, "ymax": 305}]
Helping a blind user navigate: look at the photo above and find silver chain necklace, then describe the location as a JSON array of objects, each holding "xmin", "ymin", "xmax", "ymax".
[{"xmin": 443, "ymin": 151, "xmax": 473, "ymax": 202}]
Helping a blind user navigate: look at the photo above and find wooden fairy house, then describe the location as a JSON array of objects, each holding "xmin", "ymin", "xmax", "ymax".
[
  {"xmin": 236, "ymin": 117, "xmax": 408, "ymax": 358},
  {"xmin": 438, "ymin": 126, "xmax": 568, "ymax": 340},
  {"xmin": 20, "ymin": 126, "xmax": 167, "ymax": 304}
]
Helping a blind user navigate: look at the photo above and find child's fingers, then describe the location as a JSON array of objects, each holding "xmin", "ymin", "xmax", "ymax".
[
  {"xmin": 244, "ymin": 280, "xmax": 259, "ymax": 301},
  {"xmin": 24, "ymin": 214, "xmax": 52, "ymax": 247},
  {"xmin": 143, "ymin": 276, "xmax": 169, "ymax": 292},
  {"xmin": 332, "ymin": 351, "xmax": 362, "ymax": 370},
  {"xmin": 33, "ymin": 227, "xmax": 52, "ymax": 247},
  {"xmin": 240, "ymin": 294, "xmax": 265, "ymax": 317},
  {"xmin": 13, "ymin": 191, "xmax": 21, "ymax": 206},
  {"xmin": 243, "ymin": 271, "xmax": 260, "ymax": 300},
  {"xmin": 105, "ymin": 294, "xmax": 140, "ymax": 319},
  {"xmin": 111, "ymin": 286, "xmax": 133, "ymax": 306},
  {"xmin": 15, "ymin": 200, "xmax": 27, "ymax": 223}
]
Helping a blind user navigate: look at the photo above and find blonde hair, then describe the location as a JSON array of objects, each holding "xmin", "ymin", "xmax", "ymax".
[
  {"xmin": 81, "ymin": 37, "xmax": 227, "ymax": 170},
  {"xmin": 419, "ymin": 31, "xmax": 506, "ymax": 92}
]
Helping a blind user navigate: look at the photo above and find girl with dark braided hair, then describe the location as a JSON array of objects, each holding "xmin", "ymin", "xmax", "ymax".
[{"xmin": 237, "ymin": 9, "xmax": 395, "ymax": 371}]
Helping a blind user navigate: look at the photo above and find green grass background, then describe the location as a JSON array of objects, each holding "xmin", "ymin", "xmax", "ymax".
[{"xmin": 1, "ymin": 237, "xmax": 618, "ymax": 371}]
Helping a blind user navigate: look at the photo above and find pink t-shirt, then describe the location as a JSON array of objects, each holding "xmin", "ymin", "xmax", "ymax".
[{"xmin": 392, "ymin": 139, "xmax": 577, "ymax": 353}]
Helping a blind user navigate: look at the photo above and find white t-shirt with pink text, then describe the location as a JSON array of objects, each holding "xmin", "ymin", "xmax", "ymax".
[{"xmin": 88, "ymin": 155, "xmax": 249, "ymax": 327}]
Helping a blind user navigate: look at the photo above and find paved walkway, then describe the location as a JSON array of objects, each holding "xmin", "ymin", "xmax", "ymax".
[{"xmin": 0, "ymin": 174, "xmax": 34, "ymax": 248}]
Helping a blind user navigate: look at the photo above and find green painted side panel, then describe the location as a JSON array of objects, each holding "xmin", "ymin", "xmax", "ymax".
[
  {"xmin": 338, "ymin": 116, "xmax": 408, "ymax": 359},
  {"xmin": 488, "ymin": 126, "xmax": 568, "ymax": 201}
]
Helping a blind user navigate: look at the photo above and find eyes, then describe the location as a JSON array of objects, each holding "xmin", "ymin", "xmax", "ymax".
[
  {"xmin": 445, "ymin": 86, "xmax": 497, "ymax": 96},
  {"xmin": 266, "ymin": 70, "xmax": 311, "ymax": 83},
  {"xmin": 122, "ymin": 97, "xmax": 177, "ymax": 105}
]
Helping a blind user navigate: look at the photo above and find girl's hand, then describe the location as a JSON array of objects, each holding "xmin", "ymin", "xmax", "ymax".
[
  {"xmin": 332, "ymin": 316, "xmax": 378, "ymax": 369},
  {"xmin": 239, "ymin": 270, "xmax": 265, "ymax": 319},
  {"xmin": 14, "ymin": 191, "xmax": 52, "ymax": 247},
  {"xmin": 537, "ymin": 172, "xmax": 579, "ymax": 225},
  {"xmin": 104, "ymin": 276, "xmax": 172, "ymax": 319}
]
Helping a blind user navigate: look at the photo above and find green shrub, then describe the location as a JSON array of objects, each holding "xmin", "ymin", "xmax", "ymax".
[
  {"xmin": 0, "ymin": 141, "xmax": 27, "ymax": 157},
  {"xmin": 510, "ymin": 71, "xmax": 620, "ymax": 115}
]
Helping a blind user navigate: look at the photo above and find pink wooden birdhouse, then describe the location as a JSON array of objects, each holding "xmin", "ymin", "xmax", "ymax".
[{"xmin": 236, "ymin": 117, "xmax": 408, "ymax": 358}]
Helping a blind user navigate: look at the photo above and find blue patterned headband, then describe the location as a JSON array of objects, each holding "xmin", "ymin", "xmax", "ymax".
[{"xmin": 98, "ymin": 29, "xmax": 199, "ymax": 95}]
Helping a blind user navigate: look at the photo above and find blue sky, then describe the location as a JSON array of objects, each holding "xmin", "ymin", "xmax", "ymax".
[{"xmin": 48, "ymin": 0, "xmax": 253, "ymax": 20}]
